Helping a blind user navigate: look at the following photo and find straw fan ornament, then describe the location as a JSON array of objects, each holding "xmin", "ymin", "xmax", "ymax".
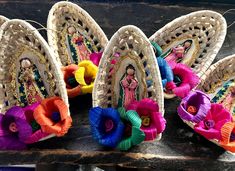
[
  {"xmin": 149, "ymin": 10, "xmax": 227, "ymax": 99},
  {"xmin": 177, "ymin": 54, "xmax": 235, "ymax": 153},
  {"xmin": 47, "ymin": 1, "xmax": 108, "ymax": 98},
  {"xmin": 90, "ymin": 25, "xmax": 166, "ymax": 151},
  {"xmin": 0, "ymin": 19, "xmax": 72, "ymax": 150}
]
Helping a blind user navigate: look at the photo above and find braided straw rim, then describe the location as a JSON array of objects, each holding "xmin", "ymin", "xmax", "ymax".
[
  {"xmin": 149, "ymin": 10, "xmax": 227, "ymax": 99},
  {"xmin": 47, "ymin": 1, "xmax": 108, "ymax": 66},
  {"xmin": 181, "ymin": 54, "xmax": 235, "ymax": 150},
  {"xmin": 0, "ymin": 19, "xmax": 70, "ymax": 141},
  {"xmin": 0, "ymin": 15, "xmax": 9, "ymax": 26},
  {"xmin": 93, "ymin": 25, "xmax": 164, "ymax": 140}
]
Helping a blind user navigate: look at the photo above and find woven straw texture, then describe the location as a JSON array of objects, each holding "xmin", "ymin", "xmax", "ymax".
[
  {"xmin": 0, "ymin": 19, "xmax": 69, "ymax": 113},
  {"xmin": 149, "ymin": 10, "xmax": 227, "ymax": 78},
  {"xmin": 93, "ymin": 25, "xmax": 164, "ymax": 116},
  {"xmin": 182, "ymin": 54, "xmax": 235, "ymax": 148},
  {"xmin": 47, "ymin": 1, "xmax": 108, "ymax": 66},
  {"xmin": 0, "ymin": 15, "xmax": 8, "ymax": 26},
  {"xmin": 197, "ymin": 54, "xmax": 235, "ymax": 94}
]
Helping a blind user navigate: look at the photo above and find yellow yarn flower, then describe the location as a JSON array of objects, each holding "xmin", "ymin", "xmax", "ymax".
[{"xmin": 74, "ymin": 60, "xmax": 98, "ymax": 94}]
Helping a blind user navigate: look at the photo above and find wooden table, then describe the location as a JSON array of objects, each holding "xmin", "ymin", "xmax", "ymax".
[{"xmin": 1, "ymin": 1, "xmax": 235, "ymax": 170}]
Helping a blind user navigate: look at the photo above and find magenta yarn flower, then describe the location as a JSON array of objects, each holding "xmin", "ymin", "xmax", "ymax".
[
  {"xmin": 194, "ymin": 103, "xmax": 233, "ymax": 140},
  {"xmin": 177, "ymin": 90, "xmax": 211, "ymax": 123},
  {"xmin": 90, "ymin": 52, "xmax": 102, "ymax": 66},
  {"xmin": 23, "ymin": 103, "xmax": 49, "ymax": 144},
  {"xmin": 166, "ymin": 63, "xmax": 199, "ymax": 98},
  {"xmin": 127, "ymin": 98, "xmax": 166, "ymax": 141}
]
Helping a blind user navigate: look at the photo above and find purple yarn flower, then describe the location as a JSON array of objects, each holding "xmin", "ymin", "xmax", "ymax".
[
  {"xmin": 0, "ymin": 103, "xmax": 49, "ymax": 150},
  {"xmin": 177, "ymin": 90, "xmax": 211, "ymax": 123},
  {"xmin": 0, "ymin": 106, "xmax": 33, "ymax": 150}
]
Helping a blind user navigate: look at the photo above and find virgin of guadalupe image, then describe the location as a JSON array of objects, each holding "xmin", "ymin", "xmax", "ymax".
[
  {"xmin": 215, "ymin": 83, "xmax": 235, "ymax": 115},
  {"xmin": 18, "ymin": 58, "xmax": 49, "ymax": 106},
  {"xmin": 118, "ymin": 64, "xmax": 139, "ymax": 108},
  {"xmin": 161, "ymin": 40, "xmax": 192, "ymax": 64},
  {"xmin": 66, "ymin": 26, "xmax": 97, "ymax": 64}
]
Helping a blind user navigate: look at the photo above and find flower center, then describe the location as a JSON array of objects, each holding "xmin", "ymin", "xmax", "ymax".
[
  {"xmin": 141, "ymin": 116, "xmax": 151, "ymax": 127},
  {"xmin": 67, "ymin": 76, "xmax": 79, "ymax": 88},
  {"xmin": 230, "ymin": 133, "xmax": 235, "ymax": 141},
  {"xmin": 31, "ymin": 120, "xmax": 41, "ymax": 132},
  {"xmin": 84, "ymin": 76, "xmax": 93, "ymax": 85},
  {"xmin": 52, "ymin": 112, "xmax": 61, "ymax": 123},
  {"xmin": 9, "ymin": 122, "xmax": 18, "ymax": 132},
  {"xmin": 187, "ymin": 105, "xmax": 197, "ymax": 115},
  {"xmin": 105, "ymin": 119, "xmax": 114, "ymax": 132},
  {"xmin": 173, "ymin": 75, "xmax": 182, "ymax": 87},
  {"xmin": 124, "ymin": 122, "xmax": 132, "ymax": 138},
  {"xmin": 204, "ymin": 120, "xmax": 215, "ymax": 129}
]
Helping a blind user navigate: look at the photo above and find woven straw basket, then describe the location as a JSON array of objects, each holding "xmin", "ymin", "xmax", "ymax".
[
  {"xmin": 93, "ymin": 25, "xmax": 164, "ymax": 138},
  {"xmin": 47, "ymin": 1, "xmax": 108, "ymax": 66},
  {"xmin": 0, "ymin": 16, "xmax": 8, "ymax": 26},
  {"xmin": 0, "ymin": 19, "xmax": 70, "ymax": 143},
  {"xmin": 149, "ymin": 10, "xmax": 227, "ymax": 99},
  {"xmin": 180, "ymin": 54, "xmax": 235, "ymax": 151}
]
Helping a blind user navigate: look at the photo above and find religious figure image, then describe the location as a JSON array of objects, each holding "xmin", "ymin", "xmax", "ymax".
[
  {"xmin": 66, "ymin": 26, "xmax": 97, "ymax": 64},
  {"xmin": 219, "ymin": 84, "xmax": 235, "ymax": 114},
  {"xmin": 118, "ymin": 64, "xmax": 139, "ymax": 108},
  {"xmin": 162, "ymin": 40, "xmax": 192, "ymax": 64},
  {"xmin": 18, "ymin": 58, "xmax": 48, "ymax": 106}
]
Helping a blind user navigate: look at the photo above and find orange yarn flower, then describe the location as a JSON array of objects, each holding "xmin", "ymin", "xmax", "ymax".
[
  {"xmin": 62, "ymin": 64, "xmax": 82, "ymax": 98},
  {"xmin": 33, "ymin": 97, "xmax": 72, "ymax": 137},
  {"xmin": 220, "ymin": 122, "xmax": 235, "ymax": 152}
]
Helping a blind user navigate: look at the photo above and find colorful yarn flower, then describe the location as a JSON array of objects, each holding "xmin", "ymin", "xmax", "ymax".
[
  {"xmin": 89, "ymin": 107, "xmax": 125, "ymax": 148},
  {"xmin": 23, "ymin": 102, "xmax": 49, "ymax": 144},
  {"xmin": 90, "ymin": 52, "xmax": 103, "ymax": 66},
  {"xmin": 177, "ymin": 90, "xmax": 211, "ymax": 123},
  {"xmin": 194, "ymin": 103, "xmax": 232, "ymax": 140},
  {"xmin": 157, "ymin": 57, "xmax": 176, "ymax": 89},
  {"xmin": 166, "ymin": 63, "xmax": 199, "ymax": 98},
  {"xmin": 33, "ymin": 97, "xmax": 72, "ymax": 137},
  {"xmin": 75, "ymin": 60, "xmax": 98, "ymax": 94},
  {"xmin": 127, "ymin": 98, "xmax": 166, "ymax": 141},
  {"xmin": 220, "ymin": 122, "xmax": 235, "ymax": 152},
  {"xmin": 117, "ymin": 107, "xmax": 145, "ymax": 151},
  {"xmin": 0, "ymin": 106, "xmax": 33, "ymax": 150},
  {"xmin": 61, "ymin": 64, "xmax": 81, "ymax": 98}
]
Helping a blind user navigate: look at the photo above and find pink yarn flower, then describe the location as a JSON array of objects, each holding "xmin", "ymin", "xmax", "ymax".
[
  {"xmin": 90, "ymin": 52, "xmax": 103, "ymax": 66},
  {"xmin": 166, "ymin": 63, "xmax": 199, "ymax": 98},
  {"xmin": 127, "ymin": 98, "xmax": 166, "ymax": 141},
  {"xmin": 194, "ymin": 103, "xmax": 233, "ymax": 140}
]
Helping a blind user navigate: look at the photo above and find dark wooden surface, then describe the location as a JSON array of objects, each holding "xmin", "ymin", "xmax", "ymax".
[{"xmin": 1, "ymin": 0, "xmax": 235, "ymax": 170}]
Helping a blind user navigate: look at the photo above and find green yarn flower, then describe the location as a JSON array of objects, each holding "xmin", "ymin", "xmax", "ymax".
[{"xmin": 117, "ymin": 107, "xmax": 145, "ymax": 151}]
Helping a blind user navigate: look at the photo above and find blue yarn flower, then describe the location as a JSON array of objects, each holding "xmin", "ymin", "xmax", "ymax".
[
  {"xmin": 89, "ymin": 107, "xmax": 125, "ymax": 148},
  {"xmin": 151, "ymin": 41, "xmax": 174, "ymax": 88},
  {"xmin": 157, "ymin": 57, "xmax": 174, "ymax": 87}
]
